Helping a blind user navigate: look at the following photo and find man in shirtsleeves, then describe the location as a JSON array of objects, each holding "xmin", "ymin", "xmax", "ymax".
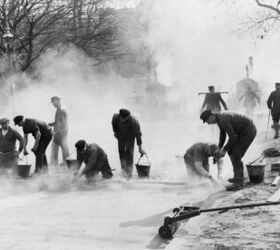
[
  {"xmin": 48, "ymin": 96, "xmax": 70, "ymax": 166},
  {"xmin": 14, "ymin": 115, "xmax": 53, "ymax": 173}
]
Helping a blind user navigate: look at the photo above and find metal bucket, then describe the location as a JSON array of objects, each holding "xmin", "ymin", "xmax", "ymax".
[
  {"xmin": 135, "ymin": 154, "xmax": 151, "ymax": 178},
  {"xmin": 66, "ymin": 159, "xmax": 79, "ymax": 171},
  {"xmin": 271, "ymin": 163, "xmax": 280, "ymax": 172},
  {"xmin": 17, "ymin": 164, "xmax": 31, "ymax": 178},
  {"xmin": 246, "ymin": 164, "xmax": 265, "ymax": 183}
]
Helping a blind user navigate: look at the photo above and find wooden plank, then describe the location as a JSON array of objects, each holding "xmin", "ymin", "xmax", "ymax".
[{"xmin": 267, "ymin": 187, "xmax": 280, "ymax": 202}]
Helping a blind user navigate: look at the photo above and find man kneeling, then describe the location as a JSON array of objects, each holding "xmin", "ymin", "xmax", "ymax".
[
  {"xmin": 72, "ymin": 140, "xmax": 113, "ymax": 182},
  {"xmin": 184, "ymin": 143, "xmax": 223, "ymax": 184}
]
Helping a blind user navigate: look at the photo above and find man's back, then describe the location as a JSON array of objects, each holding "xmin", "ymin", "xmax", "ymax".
[
  {"xmin": 202, "ymin": 93, "xmax": 227, "ymax": 112},
  {"xmin": 217, "ymin": 112, "xmax": 253, "ymax": 135},
  {"xmin": 267, "ymin": 90, "xmax": 280, "ymax": 115},
  {"xmin": 112, "ymin": 114, "xmax": 140, "ymax": 138},
  {"xmin": 185, "ymin": 143, "xmax": 210, "ymax": 162}
]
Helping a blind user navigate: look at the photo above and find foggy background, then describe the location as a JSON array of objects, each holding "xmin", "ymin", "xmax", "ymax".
[{"xmin": 0, "ymin": 0, "xmax": 276, "ymax": 181}]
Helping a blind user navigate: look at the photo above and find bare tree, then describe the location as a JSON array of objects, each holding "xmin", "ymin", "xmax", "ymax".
[
  {"xmin": 233, "ymin": 0, "xmax": 280, "ymax": 39},
  {"xmin": 0, "ymin": 0, "xmax": 70, "ymax": 72},
  {"xmin": 65, "ymin": 0, "xmax": 127, "ymax": 65}
]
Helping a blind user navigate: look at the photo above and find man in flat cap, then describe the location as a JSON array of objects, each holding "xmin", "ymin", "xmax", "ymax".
[
  {"xmin": 48, "ymin": 96, "xmax": 70, "ymax": 166},
  {"xmin": 72, "ymin": 140, "xmax": 113, "ymax": 182},
  {"xmin": 112, "ymin": 109, "xmax": 146, "ymax": 177},
  {"xmin": 14, "ymin": 115, "xmax": 53, "ymax": 174},
  {"xmin": 184, "ymin": 142, "xmax": 223, "ymax": 184},
  {"xmin": 201, "ymin": 86, "xmax": 228, "ymax": 113},
  {"xmin": 267, "ymin": 83, "xmax": 280, "ymax": 138},
  {"xmin": 0, "ymin": 118, "xmax": 24, "ymax": 174},
  {"xmin": 200, "ymin": 110, "xmax": 256, "ymax": 191}
]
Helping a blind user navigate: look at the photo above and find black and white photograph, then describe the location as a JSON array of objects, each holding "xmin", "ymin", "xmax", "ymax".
[{"xmin": 0, "ymin": 0, "xmax": 280, "ymax": 249}]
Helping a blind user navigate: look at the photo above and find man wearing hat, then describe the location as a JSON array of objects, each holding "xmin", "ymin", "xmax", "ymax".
[
  {"xmin": 72, "ymin": 140, "xmax": 113, "ymax": 182},
  {"xmin": 267, "ymin": 83, "xmax": 280, "ymax": 138},
  {"xmin": 200, "ymin": 110, "xmax": 256, "ymax": 191},
  {"xmin": 112, "ymin": 109, "xmax": 146, "ymax": 177},
  {"xmin": 201, "ymin": 86, "xmax": 228, "ymax": 113},
  {"xmin": 48, "ymin": 96, "xmax": 70, "ymax": 166},
  {"xmin": 184, "ymin": 142, "xmax": 223, "ymax": 184},
  {"xmin": 13, "ymin": 115, "xmax": 53, "ymax": 173},
  {"xmin": 0, "ymin": 118, "xmax": 24, "ymax": 173}
]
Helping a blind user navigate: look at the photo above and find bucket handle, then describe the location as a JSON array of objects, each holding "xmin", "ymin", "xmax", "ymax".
[
  {"xmin": 248, "ymin": 155, "xmax": 265, "ymax": 165},
  {"xmin": 24, "ymin": 155, "xmax": 28, "ymax": 165},
  {"xmin": 136, "ymin": 153, "xmax": 150, "ymax": 165}
]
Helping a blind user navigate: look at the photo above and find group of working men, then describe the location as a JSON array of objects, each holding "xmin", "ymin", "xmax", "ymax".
[
  {"xmin": 0, "ymin": 96, "xmax": 146, "ymax": 182},
  {"xmin": 1, "ymin": 83, "xmax": 280, "ymax": 190},
  {"xmin": 187, "ymin": 82, "xmax": 280, "ymax": 191},
  {"xmin": 0, "ymin": 96, "xmax": 69, "ymax": 175}
]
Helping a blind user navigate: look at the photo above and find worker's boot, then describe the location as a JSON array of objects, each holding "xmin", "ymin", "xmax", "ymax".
[
  {"xmin": 226, "ymin": 182, "xmax": 244, "ymax": 191},
  {"xmin": 227, "ymin": 178, "xmax": 234, "ymax": 183},
  {"xmin": 274, "ymin": 122, "xmax": 279, "ymax": 139}
]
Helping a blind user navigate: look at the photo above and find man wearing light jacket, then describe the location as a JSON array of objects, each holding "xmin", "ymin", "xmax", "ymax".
[
  {"xmin": 112, "ymin": 109, "xmax": 146, "ymax": 177},
  {"xmin": 184, "ymin": 142, "xmax": 223, "ymax": 184},
  {"xmin": 48, "ymin": 96, "xmax": 70, "ymax": 166},
  {"xmin": 200, "ymin": 110, "xmax": 257, "ymax": 191}
]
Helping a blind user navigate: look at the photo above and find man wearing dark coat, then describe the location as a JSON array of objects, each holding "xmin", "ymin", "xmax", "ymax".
[
  {"xmin": 112, "ymin": 109, "xmax": 146, "ymax": 177},
  {"xmin": 267, "ymin": 83, "xmax": 280, "ymax": 139},
  {"xmin": 72, "ymin": 140, "xmax": 113, "ymax": 182},
  {"xmin": 200, "ymin": 110, "xmax": 257, "ymax": 191},
  {"xmin": 201, "ymin": 85, "xmax": 228, "ymax": 113},
  {"xmin": 0, "ymin": 118, "xmax": 24, "ymax": 174}
]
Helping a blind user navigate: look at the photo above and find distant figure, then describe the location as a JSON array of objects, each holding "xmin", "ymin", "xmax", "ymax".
[
  {"xmin": 72, "ymin": 140, "xmax": 113, "ymax": 182},
  {"xmin": 14, "ymin": 116, "xmax": 53, "ymax": 174},
  {"xmin": 0, "ymin": 118, "xmax": 24, "ymax": 174},
  {"xmin": 200, "ymin": 110, "xmax": 256, "ymax": 191},
  {"xmin": 112, "ymin": 109, "xmax": 146, "ymax": 177},
  {"xmin": 239, "ymin": 86, "xmax": 260, "ymax": 117},
  {"xmin": 184, "ymin": 142, "xmax": 223, "ymax": 184},
  {"xmin": 201, "ymin": 86, "xmax": 228, "ymax": 113},
  {"xmin": 48, "ymin": 96, "xmax": 70, "ymax": 166},
  {"xmin": 267, "ymin": 82, "xmax": 280, "ymax": 139}
]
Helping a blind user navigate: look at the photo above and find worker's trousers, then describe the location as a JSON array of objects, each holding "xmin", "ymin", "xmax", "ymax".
[
  {"xmin": 0, "ymin": 151, "xmax": 18, "ymax": 175},
  {"xmin": 34, "ymin": 131, "xmax": 53, "ymax": 173},
  {"xmin": 228, "ymin": 124, "xmax": 257, "ymax": 184},
  {"xmin": 118, "ymin": 137, "xmax": 135, "ymax": 177},
  {"xmin": 50, "ymin": 134, "xmax": 70, "ymax": 166},
  {"xmin": 85, "ymin": 155, "xmax": 113, "ymax": 182}
]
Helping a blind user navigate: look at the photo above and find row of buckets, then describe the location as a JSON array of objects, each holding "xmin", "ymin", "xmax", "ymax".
[
  {"xmin": 66, "ymin": 154, "xmax": 152, "ymax": 178},
  {"xmin": 17, "ymin": 155, "xmax": 271, "ymax": 183},
  {"xmin": 17, "ymin": 154, "xmax": 152, "ymax": 179}
]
